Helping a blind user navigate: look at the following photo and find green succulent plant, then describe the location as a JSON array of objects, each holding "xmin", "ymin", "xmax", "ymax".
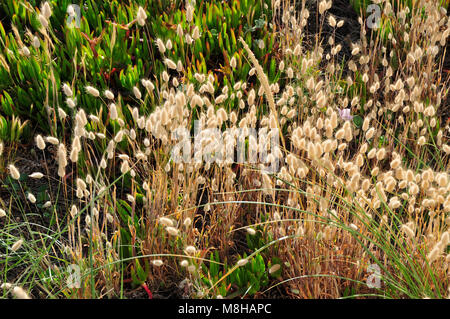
[{"xmin": 0, "ymin": 0, "xmax": 277, "ymax": 139}]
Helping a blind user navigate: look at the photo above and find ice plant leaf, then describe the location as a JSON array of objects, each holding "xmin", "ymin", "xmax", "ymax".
[{"xmin": 353, "ymin": 115, "xmax": 363, "ymax": 128}]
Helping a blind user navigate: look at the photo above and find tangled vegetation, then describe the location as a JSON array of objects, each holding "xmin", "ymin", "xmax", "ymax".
[{"xmin": 0, "ymin": 0, "xmax": 449, "ymax": 299}]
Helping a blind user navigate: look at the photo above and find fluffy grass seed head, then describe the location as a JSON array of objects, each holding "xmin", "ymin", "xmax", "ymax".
[
  {"xmin": 185, "ymin": 246, "xmax": 197, "ymax": 255},
  {"xmin": 38, "ymin": 14, "xmax": 48, "ymax": 28},
  {"xmin": 11, "ymin": 239, "xmax": 24, "ymax": 252},
  {"xmin": 41, "ymin": 1, "xmax": 52, "ymax": 19},
  {"xmin": 9, "ymin": 164, "xmax": 20, "ymax": 180},
  {"xmin": 152, "ymin": 259, "xmax": 164, "ymax": 267},
  {"xmin": 137, "ymin": 6, "xmax": 147, "ymax": 26},
  {"xmin": 29, "ymin": 172, "xmax": 44, "ymax": 179},
  {"xmin": 183, "ymin": 217, "xmax": 192, "ymax": 228},
  {"xmin": 62, "ymin": 83, "xmax": 73, "ymax": 97},
  {"xmin": 70, "ymin": 205, "xmax": 77, "ymax": 218},
  {"xmin": 133, "ymin": 86, "xmax": 142, "ymax": 99},
  {"xmin": 32, "ymin": 36, "xmax": 40, "ymax": 49},
  {"xmin": 237, "ymin": 258, "xmax": 249, "ymax": 267},
  {"xmin": 165, "ymin": 58, "xmax": 177, "ymax": 70},
  {"xmin": 159, "ymin": 217, "xmax": 174, "ymax": 227},
  {"xmin": 12, "ymin": 286, "xmax": 31, "ymax": 299},
  {"xmin": 156, "ymin": 38, "xmax": 166, "ymax": 54},
  {"xmin": 104, "ymin": 90, "xmax": 115, "ymax": 100},
  {"xmin": 166, "ymin": 226, "xmax": 179, "ymax": 236},
  {"xmin": 85, "ymin": 85, "xmax": 100, "ymax": 97},
  {"xmin": 36, "ymin": 135, "xmax": 45, "ymax": 150},
  {"xmin": 269, "ymin": 264, "xmax": 281, "ymax": 274}
]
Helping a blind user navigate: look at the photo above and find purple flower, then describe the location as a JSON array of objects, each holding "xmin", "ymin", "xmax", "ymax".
[{"xmin": 338, "ymin": 108, "xmax": 353, "ymax": 121}]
